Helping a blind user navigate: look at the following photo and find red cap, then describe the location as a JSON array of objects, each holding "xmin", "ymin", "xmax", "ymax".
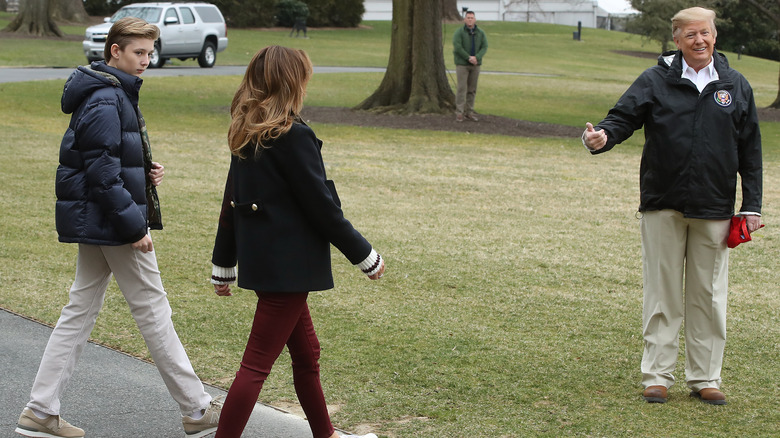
[{"xmin": 727, "ymin": 215, "xmax": 764, "ymax": 248}]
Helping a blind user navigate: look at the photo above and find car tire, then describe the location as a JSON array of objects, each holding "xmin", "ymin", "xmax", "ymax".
[
  {"xmin": 197, "ymin": 41, "xmax": 216, "ymax": 68},
  {"xmin": 149, "ymin": 41, "xmax": 167, "ymax": 68}
]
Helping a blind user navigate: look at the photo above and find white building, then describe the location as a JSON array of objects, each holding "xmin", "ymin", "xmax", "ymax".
[
  {"xmin": 362, "ymin": 0, "xmax": 638, "ymax": 30},
  {"xmin": 5, "ymin": 0, "xmax": 20, "ymax": 13}
]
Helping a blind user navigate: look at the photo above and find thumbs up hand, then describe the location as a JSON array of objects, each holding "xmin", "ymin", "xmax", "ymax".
[{"xmin": 583, "ymin": 122, "xmax": 607, "ymax": 151}]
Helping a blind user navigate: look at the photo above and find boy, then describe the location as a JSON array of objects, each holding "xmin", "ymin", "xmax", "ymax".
[{"xmin": 16, "ymin": 18, "xmax": 221, "ymax": 438}]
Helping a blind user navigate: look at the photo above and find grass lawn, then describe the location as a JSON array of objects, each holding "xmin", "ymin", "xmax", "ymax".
[{"xmin": 1, "ymin": 14, "xmax": 779, "ymax": 437}]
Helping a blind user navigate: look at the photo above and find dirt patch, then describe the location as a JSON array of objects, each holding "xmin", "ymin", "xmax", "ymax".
[
  {"xmin": 301, "ymin": 105, "xmax": 780, "ymax": 138},
  {"xmin": 757, "ymin": 106, "xmax": 780, "ymax": 122},
  {"xmin": 301, "ymin": 106, "xmax": 582, "ymax": 138}
]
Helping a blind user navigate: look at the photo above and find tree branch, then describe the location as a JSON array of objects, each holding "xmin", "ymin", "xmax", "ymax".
[{"xmin": 743, "ymin": 0, "xmax": 780, "ymax": 26}]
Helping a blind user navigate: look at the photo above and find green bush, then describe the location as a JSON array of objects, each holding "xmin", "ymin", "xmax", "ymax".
[
  {"xmin": 305, "ymin": 0, "xmax": 364, "ymax": 27},
  {"xmin": 212, "ymin": 0, "xmax": 363, "ymax": 28},
  {"xmin": 82, "ymin": 0, "xmax": 132, "ymax": 18},
  {"xmin": 275, "ymin": 0, "xmax": 309, "ymax": 27},
  {"xmin": 743, "ymin": 39, "xmax": 780, "ymax": 62},
  {"xmin": 212, "ymin": 0, "xmax": 277, "ymax": 28}
]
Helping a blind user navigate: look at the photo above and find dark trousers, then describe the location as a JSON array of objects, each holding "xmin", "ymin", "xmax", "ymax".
[{"xmin": 215, "ymin": 292, "xmax": 334, "ymax": 438}]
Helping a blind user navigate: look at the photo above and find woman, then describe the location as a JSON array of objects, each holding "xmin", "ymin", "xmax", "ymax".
[
  {"xmin": 210, "ymin": 46, "xmax": 385, "ymax": 438},
  {"xmin": 17, "ymin": 17, "xmax": 221, "ymax": 438}
]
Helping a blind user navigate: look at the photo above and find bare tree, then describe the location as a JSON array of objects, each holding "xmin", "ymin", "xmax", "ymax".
[
  {"xmin": 355, "ymin": 0, "xmax": 455, "ymax": 114},
  {"xmin": 441, "ymin": 0, "xmax": 462, "ymax": 22},
  {"xmin": 3, "ymin": 0, "xmax": 63, "ymax": 37},
  {"xmin": 52, "ymin": 0, "xmax": 90, "ymax": 24}
]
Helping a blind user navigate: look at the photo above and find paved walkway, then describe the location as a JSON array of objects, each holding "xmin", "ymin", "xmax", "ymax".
[
  {"xmin": 0, "ymin": 65, "xmax": 388, "ymax": 83},
  {"xmin": 0, "ymin": 65, "xmax": 555, "ymax": 83},
  {"xmin": 0, "ymin": 308, "xmax": 314, "ymax": 438}
]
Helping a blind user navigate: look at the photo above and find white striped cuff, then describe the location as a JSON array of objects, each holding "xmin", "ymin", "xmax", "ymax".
[
  {"xmin": 211, "ymin": 264, "xmax": 237, "ymax": 285},
  {"xmin": 355, "ymin": 248, "xmax": 382, "ymax": 277}
]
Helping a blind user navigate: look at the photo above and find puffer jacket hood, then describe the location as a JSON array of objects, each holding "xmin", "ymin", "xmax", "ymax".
[
  {"xmin": 62, "ymin": 61, "xmax": 142, "ymax": 115},
  {"xmin": 55, "ymin": 61, "xmax": 152, "ymax": 246}
]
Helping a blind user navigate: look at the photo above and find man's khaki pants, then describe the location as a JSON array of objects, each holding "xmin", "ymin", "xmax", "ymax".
[
  {"xmin": 640, "ymin": 209, "xmax": 730, "ymax": 392},
  {"xmin": 455, "ymin": 64, "xmax": 480, "ymax": 116}
]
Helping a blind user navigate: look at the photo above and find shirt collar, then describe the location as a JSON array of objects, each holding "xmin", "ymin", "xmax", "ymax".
[{"xmin": 681, "ymin": 57, "xmax": 716, "ymax": 78}]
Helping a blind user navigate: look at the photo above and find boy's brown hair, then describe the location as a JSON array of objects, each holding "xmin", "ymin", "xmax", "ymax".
[{"xmin": 104, "ymin": 17, "xmax": 160, "ymax": 61}]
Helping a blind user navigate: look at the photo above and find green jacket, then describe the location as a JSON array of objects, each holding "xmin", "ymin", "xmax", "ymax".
[{"xmin": 453, "ymin": 24, "xmax": 487, "ymax": 66}]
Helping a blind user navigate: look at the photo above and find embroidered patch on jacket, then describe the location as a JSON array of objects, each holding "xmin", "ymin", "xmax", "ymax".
[{"xmin": 714, "ymin": 90, "xmax": 732, "ymax": 107}]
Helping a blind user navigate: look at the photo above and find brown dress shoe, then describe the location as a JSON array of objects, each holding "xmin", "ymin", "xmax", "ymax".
[
  {"xmin": 642, "ymin": 385, "xmax": 668, "ymax": 403},
  {"xmin": 465, "ymin": 113, "xmax": 479, "ymax": 122},
  {"xmin": 691, "ymin": 388, "xmax": 727, "ymax": 405}
]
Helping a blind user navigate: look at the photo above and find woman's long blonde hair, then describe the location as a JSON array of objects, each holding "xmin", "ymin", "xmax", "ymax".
[{"xmin": 228, "ymin": 46, "xmax": 313, "ymax": 157}]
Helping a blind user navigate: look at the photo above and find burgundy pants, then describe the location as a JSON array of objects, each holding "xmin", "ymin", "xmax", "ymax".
[{"xmin": 215, "ymin": 292, "xmax": 334, "ymax": 438}]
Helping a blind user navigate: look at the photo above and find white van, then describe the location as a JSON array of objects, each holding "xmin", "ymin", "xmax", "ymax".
[{"xmin": 83, "ymin": 2, "xmax": 228, "ymax": 68}]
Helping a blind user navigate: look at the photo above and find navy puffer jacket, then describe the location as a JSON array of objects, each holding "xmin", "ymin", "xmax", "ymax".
[{"xmin": 56, "ymin": 61, "xmax": 150, "ymax": 245}]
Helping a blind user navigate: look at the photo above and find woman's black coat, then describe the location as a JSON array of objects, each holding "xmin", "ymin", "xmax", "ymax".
[{"xmin": 212, "ymin": 122, "xmax": 372, "ymax": 292}]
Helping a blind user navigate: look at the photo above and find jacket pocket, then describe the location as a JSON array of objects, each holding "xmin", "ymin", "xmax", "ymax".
[{"xmin": 231, "ymin": 198, "xmax": 263, "ymax": 215}]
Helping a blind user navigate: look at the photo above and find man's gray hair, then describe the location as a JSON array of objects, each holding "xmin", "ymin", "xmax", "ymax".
[{"xmin": 671, "ymin": 7, "xmax": 717, "ymax": 38}]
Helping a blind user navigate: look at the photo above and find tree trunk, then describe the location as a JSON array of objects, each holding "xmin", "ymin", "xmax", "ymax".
[
  {"xmin": 355, "ymin": 0, "xmax": 455, "ymax": 115},
  {"xmin": 771, "ymin": 65, "xmax": 780, "ymax": 108},
  {"xmin": 743, "ymin": 0, "xmax": 780, "ymax": 107},
  {"xmin": 2, "ymin": 0, "xmax": 63, "ymax": 37},
  {"xmin": 52, "ymin": 0, "xmax": 90, "ymax": 24},
  {"xmin": 441, "ymin": 0, "xmax": 462, "ymax": 22}
]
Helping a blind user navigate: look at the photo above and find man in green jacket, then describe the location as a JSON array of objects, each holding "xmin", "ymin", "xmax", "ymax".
[{"xmin": 453, "ymin": 10, "xmax": 487, "ymax": 122}]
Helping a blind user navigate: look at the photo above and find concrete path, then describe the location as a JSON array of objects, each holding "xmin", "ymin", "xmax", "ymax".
[
  {"xmin": 0, "ymin": 64, "xmax": 554, "ymax": 83},
  {"xmin": 0, "ymin": 65, "xmax": 388, "ymax": 83},
  {"xmin": 0, "ymin": 308, "xmax": 314, "ymax": 438}
]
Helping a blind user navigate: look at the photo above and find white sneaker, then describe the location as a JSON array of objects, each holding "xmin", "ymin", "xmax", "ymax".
[
  {"xmin": 182, "ymin": 396, "xmax": 223, "ymax": 438},
  {"xmin": 15, "ymin": 408, "xmax": 85, "ymax": 438}
]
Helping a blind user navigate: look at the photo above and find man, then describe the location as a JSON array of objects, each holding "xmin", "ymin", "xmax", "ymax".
[
  {"xmin": 582, "ymin": 7, "xmax": 762, "ymax": 406},
  {"xmin": 453, "ymin": 10, "xmax": 487, "ymax": 122},
  {"xmin": 288, "ymin": 2, "xmax": 308, "ymax": 38},
  {"xmin": 15, "ymin": 18, "xmax": 221, "ymax": 438}
]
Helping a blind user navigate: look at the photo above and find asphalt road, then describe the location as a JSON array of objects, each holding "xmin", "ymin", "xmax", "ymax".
[
  {"xmin": 0, "ymin": 65, "xmax": 388, "ymax": 83},
  {"xmin": 0, "ymin": 309, "xmax": 315, "ymax": 438},
  {"xmin": 0, "ymin": 64, "xmax": 553, "ymax": 84}
]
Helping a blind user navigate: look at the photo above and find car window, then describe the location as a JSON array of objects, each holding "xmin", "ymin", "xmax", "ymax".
[
  {"xmin": 164, "ymin": 7, "xmax": 179, "ymax": 24},
  {"xmin": 194, "ymin": 6, "xmax": 223, "ymax": 23},
  {"xmin": 112, "ymin": 7, "xmax": 162, "ymax": 23},
  {"xmin": 180, "ymin": 7, "xmax": 196, "ymax": 24}
]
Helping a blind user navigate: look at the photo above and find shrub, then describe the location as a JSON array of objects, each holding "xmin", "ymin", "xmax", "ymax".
[
  {"xmin": 212, "ymin": 0, "xmax": 277, "ymax": 28},
  {"xmin": 743, "ymin": 39, "xmax": 780, "ymax": 62},
  {"xmin": 275, "ymin": 0, "xmax": 309, "ymax": 27},
  {"xmin": 304, "ymin": 0, "xmax": 365, "ymax": 27},
  {"xmin": 83, "ymin": 0, "xmax": 132, "ymax": 17},
  {"xmin": 177, "ymin": 0, "xmax": 365, "ymax": 29}
]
